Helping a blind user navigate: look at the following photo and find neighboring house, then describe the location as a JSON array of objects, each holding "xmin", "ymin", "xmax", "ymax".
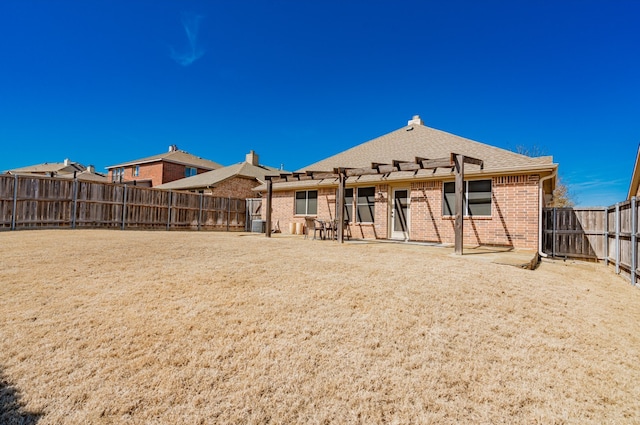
[
  {"xmin": 628, "ymin": 144, "xmax": 640, "ymax": 200},
  {"xmin": 6, "ymin": 158, "xmax": 86, "ymax": 176},
  {"xmin": 56, "ymin": 165, "xmax": 109, "ymax": 183},
  {"xmin": 260, "ymin": 115, "xmax": 558, "ymax": 250},
  {"xmin": 156, "ymin": 151, "xmax": 281, "ymax": 199},
  {"xmin": 106, "ymin": 145, "xmax": 222, "ymax": 187}
]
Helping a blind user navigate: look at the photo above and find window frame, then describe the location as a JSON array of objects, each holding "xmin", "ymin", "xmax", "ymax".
[
  {"xmin": 295, "ymin": 190, "xmax": 318, "ymax": 216},
  {"xmin": 133, "ymin": 165, "xmax": 139, "ymax": 177},
  {"xmin": 356, "ymin": 187, "xmax": 376, "ymax": 223},
  {"xmin": 443, "ymin": 179, "xmax": 492, "ymax": 217},
  {"xmin": 185, "ymin": 167, "xmax": 197, "ymax": 177}
]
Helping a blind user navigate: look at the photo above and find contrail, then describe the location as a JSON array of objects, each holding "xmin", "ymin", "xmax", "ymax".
[{"xmin": 170, "ymin": 13, "xmax": 205, "ymax": 66}]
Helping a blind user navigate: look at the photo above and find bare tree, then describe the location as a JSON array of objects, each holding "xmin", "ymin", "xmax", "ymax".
[{"xmin": 514, "ymin": 145, "xmax": 575, "ymax": 207}]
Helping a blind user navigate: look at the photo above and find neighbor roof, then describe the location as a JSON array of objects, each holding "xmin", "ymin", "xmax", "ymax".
[
  {"xmin": 106, "ymin": 149, "xmax": 222, "ymax": 170},
  {"xmin": 156, "ymin": 161, "xmax": 281, "ymax": 190},
  {"xmin": 8, "ymin": 161, "xmax": 85, "ymax": 175}
]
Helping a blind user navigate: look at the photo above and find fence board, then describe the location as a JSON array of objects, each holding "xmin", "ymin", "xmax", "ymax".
[
  {"xmin": 544, "ymin": 202, "xmax": 639, "ymax": 287},
  {"xmin": 0, "ymin": 175, "xmax": 247, "ymax": 232}
]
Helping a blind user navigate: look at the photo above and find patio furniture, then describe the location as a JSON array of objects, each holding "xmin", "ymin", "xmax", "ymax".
[{"xmin": 304, "ymin": 217, "xmax": 325, "ymax": 240}]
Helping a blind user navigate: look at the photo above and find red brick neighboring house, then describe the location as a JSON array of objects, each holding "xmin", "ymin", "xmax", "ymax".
[
  {"xmin": 106, "ymin": 145, "xmax": 222, "ymax": 187},
  {"xmin": 156, "ymin": 151, "xmax": 281, "ymax": 199},
  {"xmin": 260, "ymin": 115, "xmax": 558, "ymax": 250}
]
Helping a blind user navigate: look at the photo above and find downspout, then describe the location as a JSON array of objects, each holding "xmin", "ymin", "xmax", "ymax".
[{"xmin": 538, "ymin": 170, "xmax": 557, "ymax": 258}]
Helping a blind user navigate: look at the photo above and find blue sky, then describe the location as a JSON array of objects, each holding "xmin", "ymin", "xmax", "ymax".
[{"xmin": 0, "ymin": 0, "xmax": 638, "ymax": 206}]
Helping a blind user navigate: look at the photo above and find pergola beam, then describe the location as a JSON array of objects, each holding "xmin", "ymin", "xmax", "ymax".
[{"xmin": 265, "ymin": 153, "xmax": 484, "ymax": 253}]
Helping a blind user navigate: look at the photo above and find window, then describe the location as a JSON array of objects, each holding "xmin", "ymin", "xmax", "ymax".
[
  {"xmin": 335, "ymin": 188, "xmax": 354, "ymax": 222},
  {"xmin": 295, "ymin": 190, "xmax": 318, "ymax": 215},
  {"xmin": 356, "ymin": 187, "xmax": 375, "ymax": 223},
  {"xmin": 112, "ymin": 167, "xmax": 125, "ymax": 182},
  {"xmin": 133, "ymin": 165, "xmax": 139, "ymax": 177},
  {"xmin": 443, "ymin": 180, "xmax": 492, "ymax": 216},
  {"xmin": 185, "ymin": 167, "xmax": 197, "ymax": 177}
]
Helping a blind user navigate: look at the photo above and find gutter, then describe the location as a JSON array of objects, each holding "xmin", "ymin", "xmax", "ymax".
[{"xmin": 538, "ymin": 170, "xmax": 557, "ymax": 258}]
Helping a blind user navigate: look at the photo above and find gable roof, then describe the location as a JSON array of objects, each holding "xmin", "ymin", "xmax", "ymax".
[
  {"xmin": 628, "ymin": 144, "xmax": 640, "ymax": 200},
  {"xmin": 300, "ymin": 120, "xmax": 555, "ymax": 177},
  {"xmin": 8, "ymin": 160, "xmax": 85, "ymax": 175},
  {"xmin": 156, "ymin": 161, "xmax": 281, "ymax": 190},
  {"xmin": 106, "ymin": 149, "xmax": 222, "ymax": 170}
]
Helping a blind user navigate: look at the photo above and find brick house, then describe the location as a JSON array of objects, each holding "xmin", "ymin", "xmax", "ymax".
[
  {"xmin": 260, "ymin": 115, "xmax": 558, "ymax": 250},
  {"xmin": 156, "ymin": 151, "xmax": 281, "ymax": 199},
  {"xmin": 106, "ymin": 145, "xmax": 221, "ymax": 187}
]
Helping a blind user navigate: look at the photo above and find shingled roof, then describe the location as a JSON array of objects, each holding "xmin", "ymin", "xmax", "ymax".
[
  {"xmin": 106, "ymin": 147, "xmax": 221, "ymax": 170},
  {"xmin": 300, "ymin": 116, "xmax": 555, "ymax": 176},
  {"xmin": 156, "ymin": 151, "xmax": 281, "ymax": 190},
  {"xmin": 7, "ymin": 159, "xmax": 85, "ymax": 175}
]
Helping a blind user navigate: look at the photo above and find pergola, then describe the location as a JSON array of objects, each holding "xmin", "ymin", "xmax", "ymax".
[{"xmin": 264, "ymin": 153, "xmax": 483, "ymax": 255}]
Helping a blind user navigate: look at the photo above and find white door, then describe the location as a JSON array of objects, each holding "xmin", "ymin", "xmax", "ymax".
[{"xmin": 391, "ymin": 188, "xmax": 410, "ymax": 240}]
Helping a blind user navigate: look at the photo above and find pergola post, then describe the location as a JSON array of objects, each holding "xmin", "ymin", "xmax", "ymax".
[
  {"xmin": 265, "ymin": 178, "xmax": 273, "ymax": 237},
  {"xmin": 336, "ymin": 170, "xmax": 346, "ymax": 243},
  {"xmin": 454, "ymin": 154, "xmax": 464, "ymax": 255}
]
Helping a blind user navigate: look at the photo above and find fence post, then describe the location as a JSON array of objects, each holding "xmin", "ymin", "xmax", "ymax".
[
  {"xmin": 11, "ymin": 174, "xmax": 18, "ymax": 230},
  {"xmin": 71, "ymin": 178, "xmax": 78, "ymax": 229},
  {"xmin": 615, "ymin": 202, "xmax": 620, "ymax": 275},
  {"xmin": 604, "ymin": 207, "xmax": 609, "ymax": 266},
  {"xmin": 167, "ymin": 191, "xmax": 172, "ymax": 231},
  {"xmin": 552, "ymin": 207, "xmax": 557, "ymax": 258},
  {"xmin": 198, "ymin": 192, "xmax": 203, "ymax": 231},
  {"xmin": 632, "ymin": 197, "xmax": 637, "ymax": 286},
  {"xmin": 121, "ymin": 184, "xmax": 127, "ymax": 230},
  {"xmin": 227, "ymin": 196, "xmax": 231, "ymax": 232}
]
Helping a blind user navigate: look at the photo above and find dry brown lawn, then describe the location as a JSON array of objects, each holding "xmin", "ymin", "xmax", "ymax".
[{"xmin": 1, "ymin": 230, "xmax": 639, "ymax": 424}]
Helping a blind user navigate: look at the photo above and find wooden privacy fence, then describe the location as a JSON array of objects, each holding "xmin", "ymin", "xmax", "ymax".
[
  {"xmin": 0, "ymin": 174, "xmax": 246, "ymax": 231},
  {"xmin": 543, "ymin": 199, "xmax": 639, "ymax": 286}
]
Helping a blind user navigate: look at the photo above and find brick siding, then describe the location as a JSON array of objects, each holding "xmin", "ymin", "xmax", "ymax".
[
  {"xmin": 107, "ymin": 162, "xmax": 212, "ymax": 187},
  {"xmin": 264, "ymin": 174, "xmax": 542, "ymax": 250},
  {"xmin": 204, "ymin": 177, "xmax": 260, "ymax": 199}
]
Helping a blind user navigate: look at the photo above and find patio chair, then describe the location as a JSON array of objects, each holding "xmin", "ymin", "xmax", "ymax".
[{"xmin": 304, "ymin": 217, "xmax": 325, "ymax": 240}]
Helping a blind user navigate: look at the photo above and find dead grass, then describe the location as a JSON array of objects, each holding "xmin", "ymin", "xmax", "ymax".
[{"xmin": 1, "ymin": 230, "xmax": 639, "ymax": 424}]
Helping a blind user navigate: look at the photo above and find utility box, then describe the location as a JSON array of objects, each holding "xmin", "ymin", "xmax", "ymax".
[{"xmin": 251, "ymin": 220, "xmax": 266, "ymax": 233}]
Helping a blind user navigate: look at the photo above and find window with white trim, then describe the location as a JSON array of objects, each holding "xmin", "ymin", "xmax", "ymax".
[
  {"xmin": 185, "ymin": 167, "xmax": 197, "ymax": 177},
  {"xmin": 133, "ymin": 165, "xmax": 139, "ymax": 177},
  {"xmin": 443, "ymin": 180, "xmax": 492, "ymax": 216},
  {"xmin": 356, "ymin": 187, "xmax": 375, "ymax": 223},
  {"xmin": 295, "ymin": 190, "xmax": 318, "ymax": 215}
]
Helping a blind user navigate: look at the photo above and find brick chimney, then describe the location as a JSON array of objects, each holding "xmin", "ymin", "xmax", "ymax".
[
  {"xmin": 407, "ymin": 115, "xmax": 424, "ymax": 126},
  {"xmin": 246, "ymin": 150, "xmax": 259, "ymax": 166}
]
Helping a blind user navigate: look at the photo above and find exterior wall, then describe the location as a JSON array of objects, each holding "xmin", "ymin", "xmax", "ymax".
[
  {"xmin": 265, "ymin": 174, "xmax": 542, "ymax": 249},
  {"xmin": 205, "ymin": 177, "xmax": 260, "ymax": 199},
  {"xmin": 107, "ymin": 162, "xmax": 211, "ymax": 187},
  {"xmin": 409, "ymin": 175, "xmax": 540, "ymax": 249}
]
